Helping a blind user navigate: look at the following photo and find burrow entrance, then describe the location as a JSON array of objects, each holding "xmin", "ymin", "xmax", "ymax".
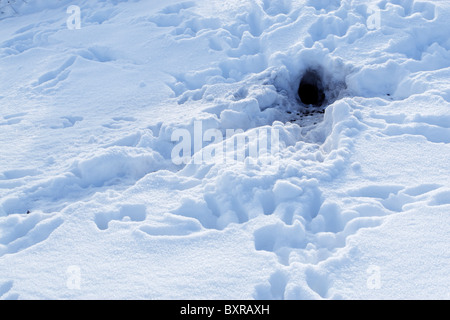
[
  {"xmin": 298, "ymin": 69, "xmax": 325, "ymax": 107},
  {"xmin": 285, "ymin": 67, "xmax": 347, "ymax": 126}
]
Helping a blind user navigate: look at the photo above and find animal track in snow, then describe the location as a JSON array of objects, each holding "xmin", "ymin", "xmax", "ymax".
[
  {"xmin": 102, "ymin": 116, "xmax": 136, "ymax": 129},
  {"xmin": 305, "ymin": 267, "xmax": 329, "ymax": 299},
  {"xmin": 410, "ymin": 1, "xmax": 436, "ymax": 21},
  {"xmin": 347, "ymin": 185, "xmax": 404, "ymax": 200},
  {"xmin": 261, "ymin": 0, "xmax": 292, "ymax": 17},
  {"xmin": 0, "ymin": 18, "xmax": 61, "ymax": 57},
  {"xmin": 0, "ymin": 281, "xmax": 13, "ymax": 297},
  {"xmin": 0, "ymin": 147, "xmax": 164, "ymax": 215},
  {"xmin": 94, "ymin": 204, "xmax": 147, "ymax": 230},
  {"xmin": 251, "ymin": 181, "xmax": 447, "ymax": 299},
  {"xmin": 138, "ymin": 214, "xmax": 203, "ymax": 237},
  {"xmin": 33, "ymin": 56, "xmax": 76, "ymax": 91},
  {"xmin": 0, "ymin": 112, "xmax": 27, "ymax": 126},
  {"xmin": 159, "ymin": 1, "xmax": 284, "ymax": 101},
  {"xmin": 252, "ymin": 181, "xmax": 446, "ymax": 268},
  {"xmin": 254, "ymin": 220, "xmax": 305, "ymax": 253},
  {"xmin": 160, "ymin": 1, "xmax": 196, "ymax": 14},
  {"xmin": 382, "ymin": 123, "xmax": 450, "ymax": 144},
  {"xmin": 366, "ymin": 104, "xmax": 450, "ymax": 144},
  {"xmin": 254, "ymin": 269, "xmax": 288, "ymax": 300},
  {"xmin": 383, "ymin": 0, "xmax": 436, "ymax": 21},
  {"xmin": 3, "ymin": 112, "xmax": 27, "ymax": 120},
  {"xmin": 77, "ymin": 46, "xmax": 118, "ymax": 63},
  {"xmin": 306, "ymin": 0, "xmax": 341, "ymax": 13},
  {"xmin": 0, "ymin": 31, "xmax": 35, "ymax": 56},
  {"xmin": 308, "ymin": 15, "xmax": 351, "ymax": 43},
  {"xmin": 0, "ymin": 212, "xmax": 63, "ymax": 257},
  {"xmin": 428, "ymin": 190, "xmax": 450, "ymax": 207},
  {"xmin": 84, "ymin": 7, "xmax": 119, "ymax": 25},
  {"xmin": 0, "ymin": 168, "xmax": 41, "ymax": 180},
  {"xmin": 50, "ymin": 116, "xmax": 83, "ymax": 129},
  {"xmin": 149, "ymin": 2, "xmax": 221, "ymax": 40},
  {"xmin": 0, "ymin": 280, "xmax": 18, "ymax": 300}
]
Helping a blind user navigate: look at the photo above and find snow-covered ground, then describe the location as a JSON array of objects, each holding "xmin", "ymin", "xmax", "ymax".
[{"xmin": 0, "ymin": 0, "xmax": 449, "ymax": 299}]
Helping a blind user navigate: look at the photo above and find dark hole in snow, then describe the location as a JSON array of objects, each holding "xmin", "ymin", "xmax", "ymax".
[
  {"xmin": 298, "ymin": 69, "xmax": 325, "ymax": 107},
  {"xmin": 285, "ymin": 66, "xmax": 347, "ymax": 127}
]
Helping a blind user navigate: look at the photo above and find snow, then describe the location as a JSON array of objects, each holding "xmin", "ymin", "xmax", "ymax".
[{"xmin": 0, "ymin": 0, "xmax": 449, "ymax": 300}]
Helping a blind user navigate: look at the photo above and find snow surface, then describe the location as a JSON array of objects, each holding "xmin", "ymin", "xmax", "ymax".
[{"xmin": 0, "ymin": 0, "xmax": 449, "ymax": 299}]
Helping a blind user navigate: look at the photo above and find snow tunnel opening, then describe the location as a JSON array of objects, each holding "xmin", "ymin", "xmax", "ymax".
[
  {"xmin": 298, "ymin": 69, "xmax": 325, "ymax": 107},
  {"xmin": 278, "ymin": 65, "xmax": 348, "ymax": 129}
]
